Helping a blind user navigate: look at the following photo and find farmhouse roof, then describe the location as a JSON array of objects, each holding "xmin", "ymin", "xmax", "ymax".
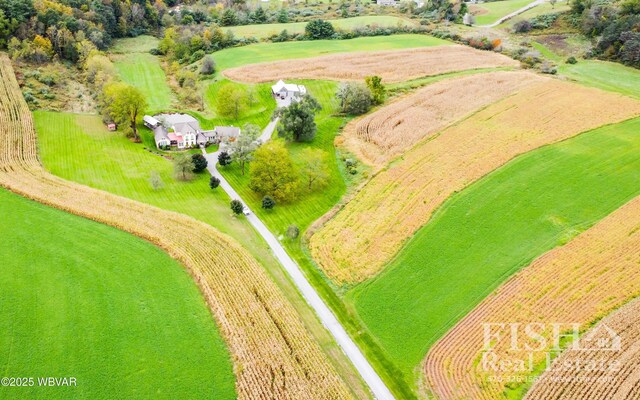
[
  {"xmin": 144, "ymin": 115, "xmax": 160, "ymax": 127},
  {"xmin": 272, "ymin": 80, "xmax": 306, "ymax": 94},
  {"xmin": 153, "ymin": 126, "xmax": 169, "ymax": 142},
  {"xmin": 173, "ymin": 122, "xmax": 199, "ymax": 135},
  {"xmin": 215, "ymin": 126, "xmax": 241, "ymax": 138}
]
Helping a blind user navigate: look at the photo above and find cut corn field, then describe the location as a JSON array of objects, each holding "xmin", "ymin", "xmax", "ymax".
[
  {"xmin": 424, "ymin": 194, "xmax": 640, "ymax": 400},
  {"xmin": 223, "ymin": 45, "xmax": 519, "ymax": 83},
  {"xmin": 310, "ymin": 79, "xmax": 640, "ymax": 284},
  {"xmin": 0, "ymin": 54, "xmax": 353, "ymax": 400}
]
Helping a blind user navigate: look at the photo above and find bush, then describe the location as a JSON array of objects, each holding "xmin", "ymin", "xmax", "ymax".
[
  {"xmin": 540, "ymin": 61, "xmax": 558, "ymax": 74},
  {"xmin": 513, "ymin": 20, "xmax": 532, "ymax": 33},
  {"xmin": 305, "ymin": 19, "xmax": 335, "ymax": 39},
  {"xmin": 286, "ymin": 224, "xmax": 300, "ymax": 239},
  {"xmin": 566, "ymin": 56, "xmax": 578, "ymax": 64},
  {"xmin": 192, "ymin": 153, "xmax": 208, "ymax": 172},
  {"xmin": 209, "ymin": 176, "xmax": 220, "ymax": 189},
  {"xmin": 189, "ymin": 50, "xmax": 205, "ymax": 64},
  {"xmin": 200, "ymin": 56, "xmax": 216, "ymax": 75},
  {"xmin": 261, "ymin": 195, "xmax": 276, "ymax": 210},
  {"xmin": 230, "ymin": 199, "xmax": 244, "ymax": 215}
]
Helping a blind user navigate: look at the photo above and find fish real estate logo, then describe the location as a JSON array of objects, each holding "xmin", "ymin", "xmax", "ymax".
[{"xmin": 480, "ymin": 322, "xmax": 622, "ymax": 383}]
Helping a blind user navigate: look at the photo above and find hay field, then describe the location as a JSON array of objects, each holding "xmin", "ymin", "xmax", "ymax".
[
  {"xmin": 341, "ymin": 71, "xmax": 544, "ymax": 166},
  {"xmin": 424, "ymin": 193, "xmax": 640, "ymax": 400},
  {"xmin": 223, "ymin": 45, "xmax": 519, "ymax": 83},
  {"xmin": 0, "ymin": 55, "xmax": 352, "ymax": 400},
  {"xmin": 0, "ymin": 188, "xmax": 235, "ymax": 399},
  {"xmin": 525, "ymin": 299, "xmax": 640, "ymax": 400},
  {"xmin": 310, "ymin": 79, "xmax": 640, "ymax": 284}
]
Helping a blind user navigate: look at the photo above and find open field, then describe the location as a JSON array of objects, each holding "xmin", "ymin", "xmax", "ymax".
[
  {"xmin": 350, "ymin": 116, "xmax": 640, "ymax": 382},
  {"xmin": 310, "ymin": 80, "xmax": 640, "ymax": 283},
  {"xmin": 110, "ymin": 35, "xmax": 159, "ymax": 53},
  {"xmin": 341, "ymin": 71, "xmax": 543, "ymax": 166},
  {"xmin": 471, "ymin": 0, "xmax": 536, "ymax": 25},
  {"xmin": 204, "ymin": 79, "xmax": 276, "ymax": 127},
  {"xmin": 114, "ymin": 52, "xmax": 174, "ymax": 111},
  {"xmin": 213, "ymin": 34, "xmax": 451, "ymax": 71},
  {"xmin": 310, "ymin": 79, "xmax": 640, "ymax": 284},
  {"xmin": 0, "ymin": 188, "xmax": 235, "ymax": 399},
  {"xmin": 560, "ymin": 60, "xmax": 640, "ymax": 99},
  {"xmin": 0, "ymin": 54, "xmax": 353, "ymax": 400},
  {"xmin": 227, "ymin": 16, "xmax": 417, "ymax": 39},
  {"xmin": 525, "ymin": 299, "xmax": 640, "ymax": 400},
  {"xmin": 223, "ymin": 45, "xmax": 518, "ymax": 83},
  {"xmin": 423, "ymin": 149, "xmax": 640, "ymax": 399},
  {"xmin": 498, "ymin": 1, "xmax": 570, "ymax": 28}
]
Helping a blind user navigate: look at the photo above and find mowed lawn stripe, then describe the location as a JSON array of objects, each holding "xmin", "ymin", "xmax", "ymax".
[
  {"xmin": 0, "ymin": 188, "xmax": 235, "ymax": 400},
  {"xmin": 114, "ymin": 52, "xmax": 174, "ymax": 111},
  {"xmin": 349, "ymin": 117, "xmax": 640, "ymax": 377}
]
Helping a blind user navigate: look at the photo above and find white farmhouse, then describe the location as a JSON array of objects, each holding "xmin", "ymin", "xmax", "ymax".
[{"xmin": 272, "ymin": 80, "xmax": 307, "ymax": 100}]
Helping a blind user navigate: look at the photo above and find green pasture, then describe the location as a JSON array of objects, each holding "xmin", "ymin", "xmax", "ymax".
[
  {"xmin": 114, "ymin": 52, "xmax": 175, "ymax": 111},
  {"xmin": 226, "ymin": 16, "xmax": 417, "ymax": 39},
  {"xmin": 0, "ymin": 188, "xmax": 235, "ymax": 400},
  {"xmin": 349, "ymin": 117, "xmax": 640, "ymax": 378},
  {"xmin": 473, "ymin": 0, "xmax": 536, "ymax": 25},
  {"xmin": 110, "ymin": 35, "xmax": 159, "ymax": 54},
  {"xmin": 498, "ymin": 1, "xmax": 570, "ymax": 28},
  {"xmin": 559, "ymin": 60, "xmax": 640, "ymax": 100},
  {"xmin": 212, "ymin": 34, "xmax": 450, "ymax": 71}
]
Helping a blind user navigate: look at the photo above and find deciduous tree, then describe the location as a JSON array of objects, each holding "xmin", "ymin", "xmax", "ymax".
[
  {"xmin": 230, "ymin": 199, "xmax": 244, "ymax": 215},
  {"xmin": 298, "ymin": 148, "xmax": 330, "ymax": 190},
  {"xmin": 218, "ymin": 151, "xmax": 232, "ymax": 167},
  {"xmin": 191, "ymin": 153, "xmax": 208, "ymax": 172},
  {"xmin": 336, "ymin": 82, "xmax": 372, "ymax": 115},
  {"xmin": 103, "ymin": 83, "xmax": 147, "ymax": 142},
  {"xmin": 365, "ymin": 75, "xmax": 386, "ymax": 105},
  {"xmin": 275, "ymin": 95, "xmax": 321, "ymax": 142},
  {"xmin": 249, "ymin": 140, "xmax": 299, "ymax": 202},
  {"xmin": 173, "ymin": 153, "xmax": 195, "ymax": 181},
  {"xmin": 216, "ymin": 84, "xmax": 246, "ymax": 120},
  {"xmin": 209, "ymin": 175, "xmax": 220, "ymax": 189}
]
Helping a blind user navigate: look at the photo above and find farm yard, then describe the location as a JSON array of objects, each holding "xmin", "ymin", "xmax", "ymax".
[
  {"xmin": 223, "ymin": 45, "xmax": 519, "ymax": 83},
  {"xmin": 350, "ymin": 115, "xmax": 640, "ymax": 382},
  {"xmin": 113, "ymin": 53, "xmax": 175, "ymax": 111},
  {"xmin": 340, "ymin": 71, "xmax": 543, "ymax": 167},
  {"xmin": 0, "ymin": 54, "xmax": 355, "ymax": 400},
  {"xmin": 0, "ymin": 188, "xmax": 235, "ymax": 399},
  {"xmin": 425, "ymin": 174, "xmax": 640, "ymax": 399}
]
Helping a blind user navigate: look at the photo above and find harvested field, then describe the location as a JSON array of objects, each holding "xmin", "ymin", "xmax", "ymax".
[
  {"xmin": 0, "ymin": 54, "xmax": 352, "ymax": 400},
  {"xmin": 223, "ymin": 45, "xmax": 519, "ymax": 83},
  {"xmin": 525, "ymin": 299, "xmax": 640, "ymax": 400},
  {"xmin": 341, "ymin": 71, "xmax": 544, "ymax": 166},
  {"xmin": 310, "ymin": 79, "xmax": 640, "ymax": 284},
  {"xmin": 424, "ymin": 194, "xmax": 640, "ymax": 400}
]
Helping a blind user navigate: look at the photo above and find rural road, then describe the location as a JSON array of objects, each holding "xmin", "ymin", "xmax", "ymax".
[
  {"xmin": 479, "ymin": 0, "xmax": 545, "ymax": 27},
  {"xmin": 202, "ymin": 120, "xmax": 395, "ymax": 400}
]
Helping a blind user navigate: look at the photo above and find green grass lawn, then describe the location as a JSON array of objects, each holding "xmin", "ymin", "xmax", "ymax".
[
  {"xmin": 226, "ymin": 16, "xmax": 417, "ymax": 39},
  {"xmin": 473, "ymin": 0, "xmax": 536, "ymax": 25},
  {"xmin": 204, "ymin": 79, "xmax": 276, "ymax": 128},
  {"xmin": 348, "ymin": 117, "xmax": 640, "ymax": 380},
  {"xmin": 110, "ymin": 35, "xmax": 159, "ymax": 54},
  {"xmin": 559, "ymin": 60, "xmax": 640, "ymax": 99},
  {"xmin": 0, "ymin": 188, "xmax": 235, "ymax": 400},
  {"xmin": 498, "ymin": 1, "xmax": 570, "ymax": 28},
  {"xmin": 114, "ymin": 53, "xmax": 175, "ymax": 111}
]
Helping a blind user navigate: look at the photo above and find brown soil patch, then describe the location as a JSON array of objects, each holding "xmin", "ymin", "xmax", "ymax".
[{"xmin": 223, "ymin": 45, "xmax": 519, "ymax": 83}]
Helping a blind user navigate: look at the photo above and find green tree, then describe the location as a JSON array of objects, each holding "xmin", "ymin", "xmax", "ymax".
[
  {"xmin": 365, "ymin": 75, "xmax": 386, "ymax": 105},
  {"xmin": 230, "ymin": 199, "xmax": 244, "ymax": 215},
  {"xmin": 220, "ymin": 8, "xmax": 237, "ymax": 26},
  {"xmin": 209, "ymin": 175, "xmax": 220, "ymax": 189},
  {"xmin": 261, "ymin": 195, "xmax": 276, "ymax": 210},
  {"xmin": 191, "ymin": 153, "xmax": 208, "ymax": 172},
  {"xmin": 336, "ymin": 82, "xmax": 372, "ymax": 115},
  {"xmin": 252, "ymin": 7, "xmax": 267, "ymax": 23},
  {"xmin": 173, "ymin": 153, "xmax": 195, "ymax": 181},
  {"xmin": 286, "ymin": 224, "xmax": 299, "ymax": 239},
  {"xmin": 227, "ymin": 133, "xmax": 257, "ymax": 175},
  {"xmin": 298, "ymin": 148, "xmax": 330, "ymax": 190},
  {"xmin": 277, "ymin": 8, "xmax": 289, "ymax": 23},
  {"xmin": 305, "ymin": 19, "xmax": 335, "ymax": 39},
  {"xmin": 249, "ymin": 140, "xmax": 299, "ymax": 202},
  {"xmin": 103, "ymin": 83, "xmax": 147, "ymax": 142},
  {"xmin": 216, "ymin": 84, "xmax": 246, "ymax": 120},
  {"xmin": 218, "ymin": 151, "xmax": 232, "ymax": 167},
  {"xmin": 275, "ymin": 95, "xmax": 321, "ymax": 142},
  {"xmin": 0, "ymin": 10, "xmax": 18, "ymax": 48},
  {"xmin": 200, "ymin": 56, "xmax": 216, "ymax": 75},
  {"xmin": 149, "ymin": 170, "xmax": 164, "ymax": 191}
]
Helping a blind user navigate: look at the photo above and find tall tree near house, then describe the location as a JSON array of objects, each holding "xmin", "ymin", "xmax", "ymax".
[
  {"xmin": 173, "ymin": 153, "xmax": 195, "ymax": 181},
  {"xmin": 275, "ymin": 95, "xmax": 321, "ymax": 142},
  {"xmin": 216, "ymin": 84, "xmax": 246, "ymax": 120},
  {"xmin": 191, "ymin": 153, "xmax": 208, "ymax": 173},
  {"xmin": 249, "ymin": 140, "xmax": 299, "ymax": 202},
  {"xmin": 103, "ymin": 83, "xmax": 147, "ymax": 142},
  {"xmin": 298, "ymin": 148, "xmax": 330, "ymax": 190},
  {"xmin": 227, "ymin": 133, "xmax": 257, "ymax": 175},
  {"xmin": 218, "ymin": 151, "xmax": 232, "ymax": 167}
]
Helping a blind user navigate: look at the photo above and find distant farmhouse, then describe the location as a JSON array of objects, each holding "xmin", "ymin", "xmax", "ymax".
[
  {"xmin": 144, "ymin": 113, "xmax": 240, "ymax": 150},
  {"xmin": 271, "ymin": 80, "xmax": 307, "ymax": 107}
]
